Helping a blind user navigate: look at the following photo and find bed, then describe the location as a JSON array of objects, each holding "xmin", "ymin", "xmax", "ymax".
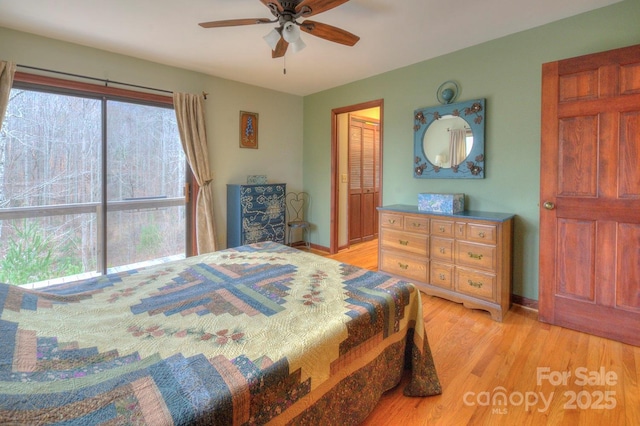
[{"xmin": 0, "ymin": 241, "xmax": 441, "ymax": 425}]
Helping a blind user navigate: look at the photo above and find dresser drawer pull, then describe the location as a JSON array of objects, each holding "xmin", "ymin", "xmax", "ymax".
[
  {"xmin": 468, "ymin": 252, "xmax": 484, "ymax": 260},
  {"xmin": 478, "ymin": 232, "xmax": 486, "ymax": 238},
  {"xmin": 388, "ymin": 219, "xmax": 396, "ymax": 224},
  {"xmin": 398, "ymin": 262, "xmax": 409, "ymax": 270},
  {"xmin": 439, "ymin": 247, "xmax": 446, "ymax": 254},
  {"xmin": 468, "ymin": 279, "xmax": 483, "ymax": 288},
  {"xmin": 439, "ymin": 226, "xmax": 445, "ymax": 232},
  {"xmin": 439, "ymin": 273, "xmax": 446, "ymax": 280},
  {"xmin": 411, "ymin": 222, "xmax": 422, "ymax": 228},
  {"xmin": 399, "ymin": 239, "xmax": 409, "ymax": 246}
]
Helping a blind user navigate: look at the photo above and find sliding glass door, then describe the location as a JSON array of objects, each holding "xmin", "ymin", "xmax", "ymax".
[
  {"xmin": 0, "ymin": 83, "xmax": 189, "ymax": 287},
  {"xmin": 105, "ymin": 100, "xmax": 186, "ymax": 270}
]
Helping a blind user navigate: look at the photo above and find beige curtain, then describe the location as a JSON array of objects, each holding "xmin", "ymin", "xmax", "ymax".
[
  {"xmin": 173, "ymin": 92, "xmax": 217, "ymax": 254},
  {"xmin": 0, "ymin": 61, "xmax": 16, "ymax": 124},
  {"xmin": 448, "ymin": 128, "xmax": 467, "ymax": 167}
]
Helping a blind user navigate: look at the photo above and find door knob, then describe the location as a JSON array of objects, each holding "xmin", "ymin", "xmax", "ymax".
[{"xmin": 543, "ymin": 201, "xmax": 555, "ymax": 210}]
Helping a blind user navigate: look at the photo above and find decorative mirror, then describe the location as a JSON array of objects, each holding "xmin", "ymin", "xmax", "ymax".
[{"xmin": 413, "ymin": 98, "xmax": 485, "ymax": 178}]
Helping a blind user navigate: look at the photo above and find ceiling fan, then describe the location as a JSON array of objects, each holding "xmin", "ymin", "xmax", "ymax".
[{"xmin": 199, "ymin": 0, "xmax": 360, "ymax": 58}]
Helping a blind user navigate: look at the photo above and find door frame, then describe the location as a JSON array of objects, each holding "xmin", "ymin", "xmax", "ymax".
[{"xmin": 330, "ymin": 99, "xmax": 384, "ymax": 254}]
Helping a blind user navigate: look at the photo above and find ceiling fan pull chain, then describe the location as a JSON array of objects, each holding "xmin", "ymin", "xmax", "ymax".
[{"xmin": 283, "ymin": 55, "xmax": 287, "ymax": 75}]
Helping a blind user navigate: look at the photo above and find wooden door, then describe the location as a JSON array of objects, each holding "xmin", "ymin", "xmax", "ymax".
[
  {"xmin": 349, "ymin": 116, "xmax": 380, "ymax": 244},
  {"xmin": 539, "ymin": 44, "xmax": 640, "ymax": 346}
]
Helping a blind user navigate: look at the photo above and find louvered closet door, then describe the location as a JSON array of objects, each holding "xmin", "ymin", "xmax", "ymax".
[{"xmin": 349, "ymin": 116, "xmax": 380, "ymax": 244}]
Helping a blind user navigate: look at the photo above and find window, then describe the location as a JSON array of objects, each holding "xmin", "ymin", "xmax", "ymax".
[{"xmin": 0, "ymin": 74, "xmax": 192, "ymax": 287}]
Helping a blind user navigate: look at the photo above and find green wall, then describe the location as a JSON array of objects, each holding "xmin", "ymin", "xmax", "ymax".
[{"xmin": 302, "ymin": 0, "xmax": 640, "ymax": 300}]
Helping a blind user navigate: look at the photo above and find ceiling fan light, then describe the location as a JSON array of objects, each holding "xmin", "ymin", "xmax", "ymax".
[
  {"xmin": 263, "ymin": 28, "xmax": 281, "ymax": 50},
  {"xmin": 290, "ymin": 38, "xmax": 306, "ymax": 53},
  {"xmin": 282, "ymin": 21, "xmax": 301, "ymax": 43}
]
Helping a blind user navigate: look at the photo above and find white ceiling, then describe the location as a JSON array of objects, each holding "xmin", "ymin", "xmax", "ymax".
[{"xmin": 0, "ymin": 0, "xmax": 622, "ymax": 96}]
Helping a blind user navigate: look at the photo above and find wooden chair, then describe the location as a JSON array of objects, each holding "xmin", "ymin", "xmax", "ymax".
[{"xmin": 285, "ymin": 192, "xmax": 310, "ymax": 249}]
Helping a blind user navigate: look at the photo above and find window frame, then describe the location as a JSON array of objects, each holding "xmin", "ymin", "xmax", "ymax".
[{"xmin": 1, "ymin": 72, "xmax": 196, "ymax": 277}]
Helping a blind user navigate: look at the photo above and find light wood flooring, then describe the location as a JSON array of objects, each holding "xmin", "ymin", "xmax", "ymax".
[{"xmin": 314, "ymin": 240, "xmax": 640, "ymax": 426}]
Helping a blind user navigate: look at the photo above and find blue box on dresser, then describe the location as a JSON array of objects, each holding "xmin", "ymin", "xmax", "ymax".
[
  {"xmin": 418, "ymin": 193, "xmax": 465, "ymax": 214},
  {"xmin": 227, "ymin": 183, "xmax": 286, "ymax": 248}
]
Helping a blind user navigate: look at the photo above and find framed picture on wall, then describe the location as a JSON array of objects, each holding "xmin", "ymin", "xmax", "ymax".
[{"xmin": 240, "ymin": 111, "xmax": 259, "ymax": 149}]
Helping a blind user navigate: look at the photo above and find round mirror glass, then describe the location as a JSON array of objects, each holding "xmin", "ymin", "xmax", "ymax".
[{"xmin": 422, "ymin": 115, "xmax": 473, "ymax": 168}]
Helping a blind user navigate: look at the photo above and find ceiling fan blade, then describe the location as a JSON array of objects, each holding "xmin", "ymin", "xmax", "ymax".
[
  {"xmin": 199, "ymin": 18, "xmax": 272, "ymax": 28},
  {"xmin": 260, "ymin": 0, "xmax": 284, "ymax": 12},
  {"xmin": 272, "ymin": 38, "xmax": 289, "ymax": 58},
  {"xmin": 296, "ymin": 0, "xmax": 351, "ymax": 17},
  {"xmin": 300, "ymin": 20, "xmax": 359, "ymax": 46}
]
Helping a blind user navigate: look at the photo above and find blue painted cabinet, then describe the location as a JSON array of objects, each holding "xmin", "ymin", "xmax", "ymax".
[{"xmin": 227, "ymin": 183, "xmax": 286, "ymax": 248}]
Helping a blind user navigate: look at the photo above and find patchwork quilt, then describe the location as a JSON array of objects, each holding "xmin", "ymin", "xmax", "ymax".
[{"xmin": 0, "ymin": 242, "xmax": 441, "ymax": 425}]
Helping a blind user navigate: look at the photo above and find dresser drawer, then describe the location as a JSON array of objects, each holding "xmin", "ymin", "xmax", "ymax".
[
  {"xmin": 404, "ymin": 215, "xmax": 429, "ymax": 234},
  {"xmin": 455, "ymin": 267, "xmax": 496, "ymax": 301},
  {"xmin": 380, "ymin": 252, "xmax": 428, "ymax": 282},
  {"xmin": 430, "ymin": 262, "xmax": 453, "ymax": 290},
  {"xmin": 455, "ymin": 241, "xmax": 497, "ymax": 272},
  {"xmin": 381, "ymin": 229, "xmax": 428, "ymax": 257},
  {"xmin": 466, "ymin": 223, "xmax": 497, "ymax": 244},
  {"xmin": 430, "ymin": 237, "xmax": 454, "ymax": 262},
  {"xmin": 431, "ymin": 219, "xmax": 454, "ymax": 237},
  {"xmin": 380, "ymin": 213, "xmax": 404, "ymax": 229}
]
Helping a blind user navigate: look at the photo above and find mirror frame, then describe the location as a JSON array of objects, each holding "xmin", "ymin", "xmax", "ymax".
[{"xmin": 413, "ymin": 98, "xmax": 485, "ymax": 179}]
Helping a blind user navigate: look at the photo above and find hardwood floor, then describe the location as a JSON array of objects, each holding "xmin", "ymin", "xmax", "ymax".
[
  {"xmin": 313, "ymin": 239, "xmax": 379, "ymax": 271},
  {"xmin": 315, "ymin": 240, "xmax": 640, "ymax": 425}
]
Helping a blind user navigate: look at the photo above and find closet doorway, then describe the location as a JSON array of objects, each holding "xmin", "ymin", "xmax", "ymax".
[{"xmin": 330, "ymin": 99, "xmax": 383, "ymax": 254}]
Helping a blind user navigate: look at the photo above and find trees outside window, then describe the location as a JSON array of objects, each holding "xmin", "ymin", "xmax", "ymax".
[{"xmin": 0, "ymin": 81, "xmax": 189, "ymax": 287}]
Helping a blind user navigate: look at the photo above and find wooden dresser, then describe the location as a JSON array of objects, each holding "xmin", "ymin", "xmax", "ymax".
[{"xmin": 378, "ymin": 205, "xmax": 514, "ymax": 321}]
